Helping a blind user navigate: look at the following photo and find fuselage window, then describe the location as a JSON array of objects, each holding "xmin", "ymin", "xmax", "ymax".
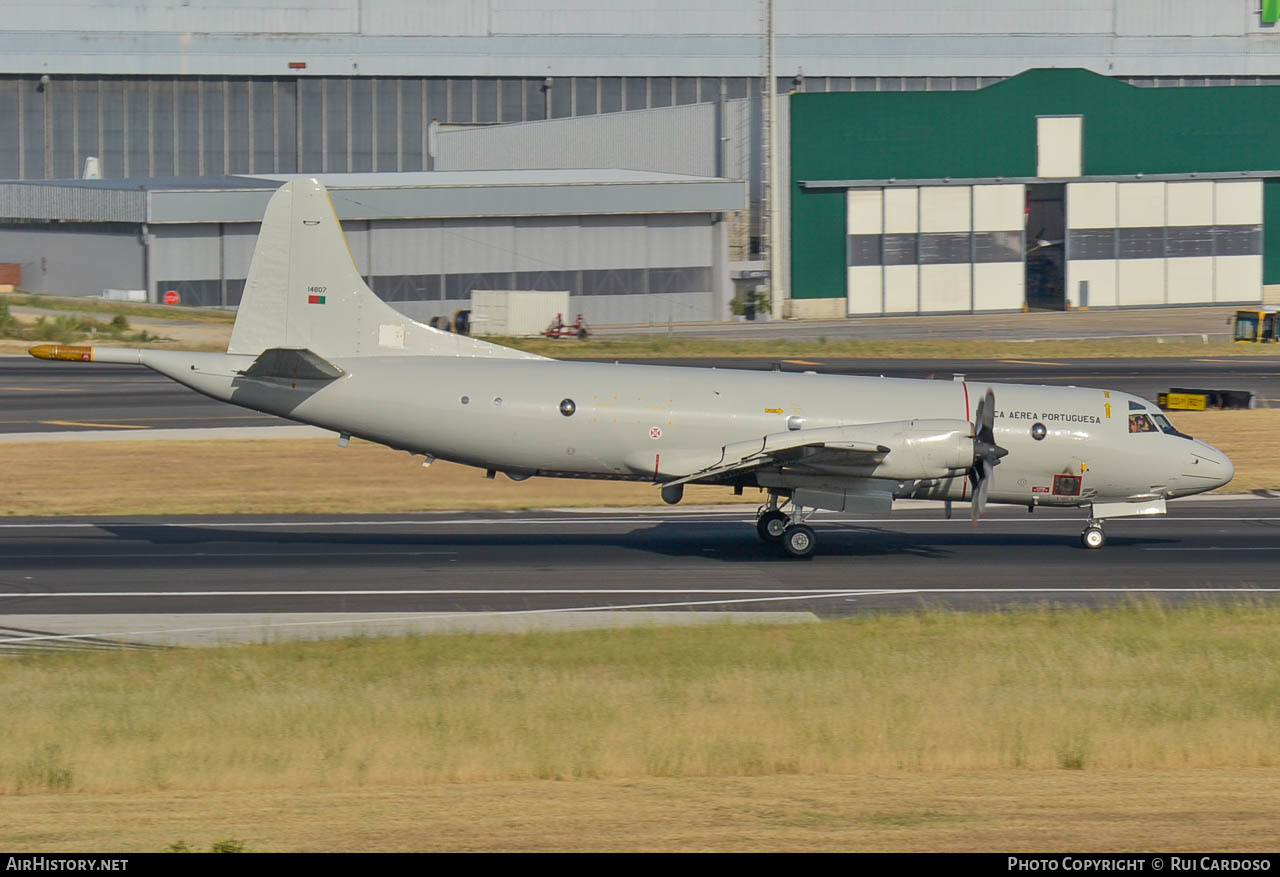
[{"xmin": 1128, "ymin": 414, "xmax": 1157, "ymax": 434}]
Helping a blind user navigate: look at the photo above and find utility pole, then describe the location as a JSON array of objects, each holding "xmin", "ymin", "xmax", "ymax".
[{"xmin": 762, "ymin": 0, "xmax": 786, "ymax": 318}]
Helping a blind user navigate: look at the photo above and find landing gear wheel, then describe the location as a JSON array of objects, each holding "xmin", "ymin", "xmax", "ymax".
[
  {"xmin": 781, "ymin": 524, "xmax": 817, "ymax": 559},
  {"xmin": 757, "ymin": 510, "xmax": 790, "ymax": 542},
  {"xmin": 1081, "ymin": 526, "xmax": 1106, "ymax": 550}
]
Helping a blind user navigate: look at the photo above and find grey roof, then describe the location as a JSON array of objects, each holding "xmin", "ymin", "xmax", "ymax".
[
  {"xmin": 1, "ymin": 1, "xmax": 1279, "ymax": 78},
  {"xmin": 0, "ymin": 171, "xmax": 745, "ymax": 225}
]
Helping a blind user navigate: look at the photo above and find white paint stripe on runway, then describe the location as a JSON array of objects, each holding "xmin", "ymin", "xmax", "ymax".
[
  {"xmin": 1142, "ymin": 547, "xmax": 1280, "ymax": 551},
  {"xmin": 6, "ymin": 551, "xmax": 457, "ymax": 560},
  {"xmin": 0, "ymin": 587, "xmax": 1274, "ymax": 646},
  {"xmin": 0, "ymin": 591, "xmax": 885, "ymax": 645},
  {"xmin": 2, "ymin": 587, "xmax": 1277, "ymax": 599}
]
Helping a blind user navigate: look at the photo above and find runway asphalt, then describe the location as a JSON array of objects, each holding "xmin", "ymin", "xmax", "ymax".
[
  {"xmin": 1, "ymin": 500, "xmax": 1277, "ymax": 643},
  {"xmin": 3, "ymin": 354, "xmax": 1279, "ymax": 434}
]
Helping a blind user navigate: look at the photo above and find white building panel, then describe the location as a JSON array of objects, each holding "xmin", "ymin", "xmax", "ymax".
[
  {"xmin": 846, "ymin": 188, "xmax": 882, "ymax": 315},
  {"xmin": 920, "ymin": 186, "xmax": 970, "ymax": 233},
  {"xmin": 1117, "ymin": 182, "xmax": 1166, "ymax": 228},
  {"xmin": 436, "ymin": 103, "xmax": 717, "ymax": 179},
  {"xmin": 511, "ymin": 217, "xmax": 581, "ymax": 272},
  {"xmin": 1215, "ymin": 255, "xmax": 1262, "ymax": 302},
  {"xmin": 1214, "ymin": 180, "xmax": 1263, "ymax": 226},
  {"xmin": 1067, "ymin": 260, "xmax": 1118, "ymax": 308},
  {"xmin": 973, "ymin": 184, "xmax": 1025, "ymax": 231},
  {"xmin": 438, "ymin": 219, "xmax": 518, "ymax": 273},
  {"xmin": 576, "ymin": 216, "xmax": 650, "ymax": 269},
  {"xmin": 4, "ymin": 0, "xmax": 358, "ymax": 33},
  {"xmin": 973, "ymin": 262, "xmax": 1023, "ymax": 311},
  {"xmin": 1165, "ymin": 181, "xmax": 1214, "ymax": 226},
  {"xmin": 781, "ymin": 0, "xmax": 1114, "ymax": 35},
  {"xmin": 1117, "ymin": 259, "xmax": 1165, "ymax": 306},
  {"xmin": 1067, "ymin": 182, "xmax": 1117, "ymax": 229},
  {"xmin": 149, "ymin": 225, "xmax": 220, "ymax": 280},
  {"xmin": 1166, "ymin": 256, "xmax": 1213, "ymax": 304},
  {"xmin": 883, "ymin": 187, "xmax": 918, "ymax": 234},
  {"xmin": 366, "ymin": 220, "xmax": 443, "ymax": 276},
  {"xmin": 1115, "ymin": 0, "xmax": 1245, "ymax": 37},
  {"xmin": 919, "ymin": 263, "xmax": 970, "ymax": 312},
  {"xmin": 361, "ymin": 0, "xmax": 488, "ymax": 36},
  {"xmin": 846, "ymin": 188, "xmax": 883, "ymax": 235},
  {"xmin": 491, "ymin": 2, "xmax": 750, "ymax": 36},
  {"xmin": 847, "ymin": 266, "xmax": 883, "ymax": 316},
  {"xmin": 1037, "ymin": 117, "xmax": 1083, "ymax": 178},
  {"xmin": 647, "ymin": 214, "xmax": 712, "ymax": 267},
  {"xmin": 883, "ymin": 265, "xmax": 919, "ymax": 314}
]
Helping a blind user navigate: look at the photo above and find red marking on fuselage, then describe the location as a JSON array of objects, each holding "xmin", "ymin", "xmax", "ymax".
[{"xmin": 654, "ymin": 454, "xmax": 660, "ymax": 480}]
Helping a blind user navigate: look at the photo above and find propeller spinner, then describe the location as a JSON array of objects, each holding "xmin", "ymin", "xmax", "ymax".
[{"xmin": 968, "ymin": 388, "xmax": 1009, "ymax": 524}]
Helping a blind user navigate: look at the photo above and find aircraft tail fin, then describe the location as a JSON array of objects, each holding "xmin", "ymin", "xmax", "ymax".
[{"xmin": 228, "ymin": 178, "xmax": 544, "ymax": 361}]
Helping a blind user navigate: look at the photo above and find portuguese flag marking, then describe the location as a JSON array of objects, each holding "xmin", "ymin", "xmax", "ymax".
[{"xmin": 308, "ymin": 294, "xmax": 326, "ymax": 305}]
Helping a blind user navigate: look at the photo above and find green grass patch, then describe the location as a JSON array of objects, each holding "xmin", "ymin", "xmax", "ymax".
[
  {"xmin": 0, "ymin": 301, "xmax": 169, "ymax": 345},
  {"xmin": 3, "ymin": 600, "xmax": 1279, "ymax": 796},
  {"xmin": 4, "ymin": 291, "xmax": 235, "ymax": 324}
]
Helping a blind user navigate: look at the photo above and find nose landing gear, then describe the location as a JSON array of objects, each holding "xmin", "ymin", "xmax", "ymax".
[{"xmin": 1080, "ymin": 520, "xmax": 1106, "ymax": 549}]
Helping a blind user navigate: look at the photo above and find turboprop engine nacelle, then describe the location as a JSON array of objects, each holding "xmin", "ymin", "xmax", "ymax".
[{"xmin": 796, "ymin": 419, "xmax": 977, "ymax": 481}]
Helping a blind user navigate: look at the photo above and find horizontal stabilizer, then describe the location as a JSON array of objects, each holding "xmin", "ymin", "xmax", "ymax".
[{"xmin": 241, "ymin": 348, "xmax": 344, "ymax": 381}]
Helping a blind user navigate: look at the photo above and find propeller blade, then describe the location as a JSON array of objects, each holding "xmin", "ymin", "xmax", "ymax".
[
  {"xmin": 970, "ymin": 457, "xmax": 993, "ymax": 525},
  {"xmin": 944, "ymin": 499, "xmax": 952, "ymax": 519},
  {"xmin": 975, "ymin": 388, "xmax": 996, "ymax": 445},
  {"xmin": 967, "ymin": 388, "xmax": 1006, "ymax": 526}
]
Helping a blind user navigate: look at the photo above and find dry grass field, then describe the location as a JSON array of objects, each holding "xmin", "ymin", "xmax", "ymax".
[
  {"xmin": 1, "ymin": 603, "xmax": 1279, "ymax": 850},
  {"xmin": 2, "ymin": 409, "xmax": 1276, "ymax": 517},
  {"xmin": 5, "ymin": 771, "xmax": 1280, "ymax": 852}
]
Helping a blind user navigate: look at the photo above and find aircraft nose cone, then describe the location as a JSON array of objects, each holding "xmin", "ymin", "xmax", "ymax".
[{"xmin": 1194, "ymin": 441, "xmax": 1234, "ymax": 489}]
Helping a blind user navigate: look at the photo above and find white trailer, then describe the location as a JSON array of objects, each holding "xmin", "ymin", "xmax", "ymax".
[{"xmin": 468, "ymin": 290, "xmax": 571, "ymax": 336}]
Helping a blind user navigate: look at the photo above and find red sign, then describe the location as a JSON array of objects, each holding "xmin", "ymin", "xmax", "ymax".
[{"xmin": 163, "ymin": 290, "xmax": 180, "ymax": 305}]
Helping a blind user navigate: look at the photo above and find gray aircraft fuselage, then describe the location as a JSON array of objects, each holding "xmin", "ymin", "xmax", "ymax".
[{"xmin": 142, "ymin": 348, "xmax": 1232, "ymax": 510}]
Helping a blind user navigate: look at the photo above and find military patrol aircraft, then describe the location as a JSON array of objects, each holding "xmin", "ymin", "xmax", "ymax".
[{"xmin": 30, "ymin": 179, "xmax": 1235, "ymax": 558}]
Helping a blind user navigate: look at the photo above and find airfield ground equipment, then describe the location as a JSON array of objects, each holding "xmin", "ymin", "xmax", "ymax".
[
  {"xmin": 1157, "ymin": 388, "xmax": 1255, "ymax": 411},
  {"xmin": 542, "ymin": 312, "xmax": 590, "ymax": 340},
  {"xmin": 1232, "ymin": 307, "xmax": 1280, "ymax": 343}
]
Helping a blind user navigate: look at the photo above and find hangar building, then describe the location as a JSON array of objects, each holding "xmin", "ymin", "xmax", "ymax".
[
  {"xmin": 789, "ymin": 69, "xmax": 1280, "ymax": 319},
  {"xmin": 6, "ymin": 1, "xmax": 1280, "ymax": 322},
  {"xmin": 0, "ymin": 170, "xmax": 744, "ymax": 324}
]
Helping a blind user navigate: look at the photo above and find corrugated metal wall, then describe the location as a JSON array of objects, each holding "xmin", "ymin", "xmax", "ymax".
[
  {"xmin": 436, "ymin": 103, "xmax": 717, "ymax": 177},
  {"xmin": 142, "ymin": 213, "xmax": 726, "ymax": 323},
  {"xmin": 0, "ymin": 183, "xmax": 144, "ymax": 221},
  {"xmin": 0, "ymin": 224, "xmax": 143, "ymax": 295}
]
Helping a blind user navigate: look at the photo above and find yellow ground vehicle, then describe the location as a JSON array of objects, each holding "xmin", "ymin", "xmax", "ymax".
[{"xmin": 1232, "ymin": 307, "xmax": 1280, "ymax": 342}]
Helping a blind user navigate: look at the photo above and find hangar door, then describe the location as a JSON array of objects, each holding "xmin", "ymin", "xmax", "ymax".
[
  {"xmin": 1065, "ymin": 180, "xmax": 1262, "ymax": 308},
  {"xmin": 846, "ymin": 184, "xmax": 1025, "ymax": 315}
]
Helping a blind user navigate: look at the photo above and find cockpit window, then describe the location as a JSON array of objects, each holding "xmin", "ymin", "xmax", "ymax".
[
  {"xmin": 1151, "ymin": 413, "xmax": 1191, "ymax": 439},
  {"xmin": 1128, "ymin": 414, "xmax": 1157, "ymax": 434}
]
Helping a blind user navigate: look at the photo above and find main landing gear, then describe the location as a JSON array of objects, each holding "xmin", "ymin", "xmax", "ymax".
[
  {"xmin": 1080, "ymin": 519, "xmax": 1106, "ymax": 550},
  {"xmin": 756, "ymin": 495, "xmax": 816, "ymax": 559}
]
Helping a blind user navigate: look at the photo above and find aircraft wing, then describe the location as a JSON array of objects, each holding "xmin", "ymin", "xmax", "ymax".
[{"xmin": 664, "ymin": 418, "xmax": 978, "ymax": 487}]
